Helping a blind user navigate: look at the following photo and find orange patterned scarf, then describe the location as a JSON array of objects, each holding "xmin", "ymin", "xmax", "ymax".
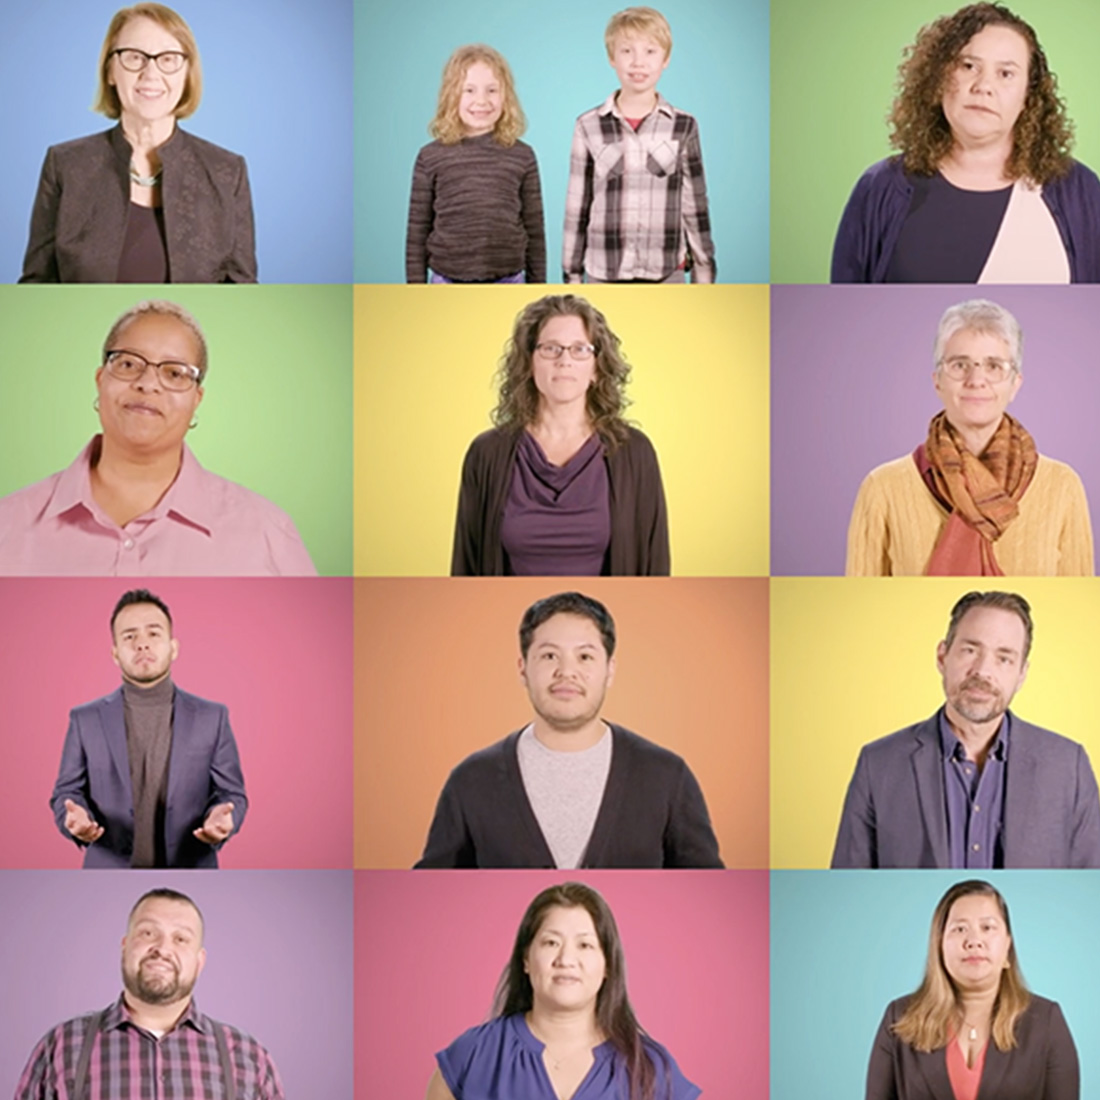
[{"xmin": 916, "ymin": 412, "xmax": 1038, "ymax": 576}]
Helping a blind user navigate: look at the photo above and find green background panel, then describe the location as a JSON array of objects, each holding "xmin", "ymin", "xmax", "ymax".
[
  {"xmin": 0, "ymin": 286, "xmax": 352, "ymax": 575},
  {"xmin": 771, "ymin": 0, "xmax": 1100, "ymax": 283}
]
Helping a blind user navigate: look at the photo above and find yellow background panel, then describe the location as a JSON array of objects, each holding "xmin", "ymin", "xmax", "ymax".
[
  {"xmin": 354, "ymin": 284, "xmax": 769, "ymax": 576},
  {"xmin": 771, "ymin": 577, "xmax": 1100, "ymax": 868}
]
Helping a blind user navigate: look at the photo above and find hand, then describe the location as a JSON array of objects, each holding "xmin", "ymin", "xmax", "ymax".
[
  {"xmin": 194, "ymin": 802, "xmax": 235, "ymax": 845},
  {"xmin": 564, "ymin": 274, "xmax": 583, "ymax": 284},
  {"xmin": 64, "ymin": 799, "xmax": 104, "ymax": 844}
]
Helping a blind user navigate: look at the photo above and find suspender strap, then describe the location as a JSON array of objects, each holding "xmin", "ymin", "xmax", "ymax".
[
  {"xmin": 72, "ymin": 1009, "xmax": 107, "ymax": 1100},
  {"xmin": 211, "ymin": 1019, "xmax": 237, "ymax": 1100}
]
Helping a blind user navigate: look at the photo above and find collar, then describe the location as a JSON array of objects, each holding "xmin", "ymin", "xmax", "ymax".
[
  {"xmin": 43, "ymin": 436, "xmax": 216, "ymax": 536},
  {"xmin": 597, "ymin": 90, "xmax": 675, "ymax": 122},
  {"xmin": 938, "ymin": 707, "xmax": 1011, "ymax": 763},
  {"xmin": 104, "ymin": 993, "xmax": 210, "ymax": 1036},
  {"xmin": 109, "ymin": 122, "xmax": 183, "ymax": 166}
]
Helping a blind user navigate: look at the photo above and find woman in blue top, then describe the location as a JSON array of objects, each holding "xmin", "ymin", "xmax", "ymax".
[{"xmin": 426, "ymin": 882, "xmax": 701, "ymax": 1100}]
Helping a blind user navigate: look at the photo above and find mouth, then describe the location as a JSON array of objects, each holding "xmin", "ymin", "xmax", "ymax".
[
  {"xmin": 550, "ymin": 685, "xmax": 583, "ymax": 697},
  {"xmin": 123, "ymin": 402, "xmax": 163, "ymax": 416}
]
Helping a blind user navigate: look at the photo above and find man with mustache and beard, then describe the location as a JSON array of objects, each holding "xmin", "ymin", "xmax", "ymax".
[
  {"xmin": 50, "ymin": 588, "xmax": 246, "ymax": 868},
  {"xmin": 14, "ymin": 888, "xmax": 283, "ymax": 1100},
  {"xmin": 832, "ymin": 590, "xmax": 1100, "ymax": 868},
  {"xmin": 415, "ymin": 591, "xmax": 723, "ymax": 868}
]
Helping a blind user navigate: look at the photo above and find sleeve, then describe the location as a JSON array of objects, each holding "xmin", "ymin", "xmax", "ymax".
[
  {"xmin": 263, "ymin": 508, "xmax": 319, "ymax": 576},
  {"xmin": 521, "ymin": 146, "xmax": 547, "ymax": 284},
  {"xmin": 648, "ymin": 1041, "xmax": 702, "ymax": 1100},
  {"xmin": 846, "ymin": 471, "xmax": 892, "ymax": 576},
  {"xmin": 50, "ymin": 711, "xmax": 91, "ymax": 847},
  {"xmin": 13, "ymin": 1030, "xmax": 58, "ymax": 1100},
  {"xmin": 19, "ymin": 147, "xmax": 61, "ymax": 283},
  {"xmin": 207, "ymin": 705, "xmax": 248, "ymax": 845},
  {"xmin": 414, "ymin": 773, "xmax": 477, "ymax": 868},
  {"xmin": 831, "ymin": 747, "xmax": 878, "ymax": 868},
  {"xmin": 831, "ymin": 170, "xmax": 878, "ymax": 284},
  {"xmin": 1056, "ymin": 467, "xmax": 1094, "ymax": 576},
  {"xmin": 680, "ymin": 117, "xmax": 715, "ymax": 283},
  {"xmin": 406, "ymin": 148, "xmax": 434, "ymax": 283},
  {"xmin": 562, "ymin": 118, "xmax": 594, "ymax": 281},
  {"xmin": 451, "ymin": 439, "xmax": 488, "ymax": 576},
  {"xmin": 864, "ymin": 1006, "xmax": 900, "ymax": 1100},
  {"xmin": 664, "ymin": 760, "xmax": 724, "ymax": 868},
  {"xmin": 1043, "ymin": 1001, "xmax": 1080, "ymax": 1100},
  {"xmin": 223, "ymin": 155, "xmax": 257, "ymax": 283},
  {"xmin": 640, "ymin": 435, "xmax": 670, "ymax": 576},
  {"xmin": 1068, "ymin": 743, "xmax": 1100, "ymax": 868},
  {"xmin": 435, "ymin": 1026, "xmax": 481, "ymax": 1097},
  {"xmin": 258, "ymin": 1042, "xmax": 287, "ymax": 1100}
]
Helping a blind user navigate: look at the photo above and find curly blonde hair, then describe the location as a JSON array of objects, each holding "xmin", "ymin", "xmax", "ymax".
[
  {"xmin": 429, "ymin": 44, "xmax": 525, "ymax": 146},
  {"xmin": 888, "ymin": 2, "xmax": 1073, "ymax": 182},
  {"xmin": 491, "ymin": 295, "xmax": 632, "ymax": 450}
]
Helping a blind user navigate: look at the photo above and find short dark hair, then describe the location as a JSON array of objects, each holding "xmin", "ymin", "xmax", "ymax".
[
  {"xmin": 127, "ymin": 887, "xmax": 204, "ymax": 937},
  {"xmin": 519, "ymin": 592, "xmax": 616, "ymax": 658},
  {"xmin": 944, "ymin": 591, "xmax": 1033, "ymax": 660},
  {"xmin": 110, "ymin": 589, "xmax": 173, "ymax": 636}
]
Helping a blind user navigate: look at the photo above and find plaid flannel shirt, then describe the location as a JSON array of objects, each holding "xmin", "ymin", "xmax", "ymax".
[
  {"xmin": 15, "ymin": 997, "xmax": 285, "ymax": 1100},
  {"xmin": 562, "ymin": 93, "xmax": 716, "ymax": 282}
]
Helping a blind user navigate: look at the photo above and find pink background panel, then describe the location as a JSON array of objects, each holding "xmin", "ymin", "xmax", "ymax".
[
  {"xmin": 355, "ymin": 870, "xmax": 769, "ymax": 1100},
  {"xmin": 0, "ymin": 578, "xmax": 352, "ymax": 868}
]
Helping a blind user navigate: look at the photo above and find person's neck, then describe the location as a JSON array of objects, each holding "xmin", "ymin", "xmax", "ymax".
[
  {"xmin": 615, "ymin": 87, "xmax": 658, "ymax": 119},
  {"xmin": 944, "ymin": 704, "xmax": 1004, "ymax": 768},
  {"xmin": 121, "ymin": 115, "xmax": 175, "ymax": 178},
  {"xmin": 527, "ymin": 1005, "xmax": 602, "ymax": 1048},
  {"xmin": 940, "ymin": 139, "xmax": 1015, "ymax": 190},
  {"xmin": 957, "ymin": 986, "xmax": 999, "ymax": 1025},
  {"xmin": 947, "ymin": 414, "xmax": 1002, "ymax": 459},
  {"xmin": 94, "ymin": 434, "xmax": 184, "ymax": 492},
  {"xmin": 530, "ymin": 403, "xmax": 593, "ymax": 443},
  {"xmin": 532, "ymin": 716, "xmax": 607, "ymax": 753},
  {"xmin": 124, "ymin": 990, "xmax": 190, "ymax": 1034}
]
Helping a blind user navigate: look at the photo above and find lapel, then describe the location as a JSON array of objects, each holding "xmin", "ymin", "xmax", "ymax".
[
  {"xmin": 976, "ymin": 1041, "xmax": 1011, "ymax": 1100},
  {"xmin": 1002, "ymin": 715, "xmax": 1039, "ymax": 867},
  {"xmin": 503, "ymin": 731, "xmax": 558, "ymax": 867},
  {"xmin": 579, "ymin": 725, "xmax": 625, "ymax": 868},
  {"xmin": 165, "ymin": 688, "xmax": 190, "ymax": 811},
  {"xmin": 914, "ymin": 1045, "xmax": 953, "ymax": 1100},
  {"xmin": 97, "ymin": 690, "xmax": 133, "ymax": 809},
  {"xmin": 910, "ymin": 714, "xmax": 950, "ymax": 866}
]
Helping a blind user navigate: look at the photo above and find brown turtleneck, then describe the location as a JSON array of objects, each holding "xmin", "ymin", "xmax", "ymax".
[{"xmin": 122, "ymin": 677, "xmax": 174, "ymax": 868}]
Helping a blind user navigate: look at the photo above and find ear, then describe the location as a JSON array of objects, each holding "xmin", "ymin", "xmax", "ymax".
[
  {"xmin": 1007, "ymin": 370, "xmax": 1023, "ymax": 405},
  {"xmin": 932, "ymin": 368, "xmax": 943, "ymax": 401},
  {"xmin": 193, "ymin": 385, "xmax": 204, "ymax": 410},
  {"xmin": 111, "ymin": 643, "xmax": 121, "ymax": 669},
  {"xmin": 169, "ymin": 637, "xmax": 180, "ymax": 663},
  {"xmin": 1017, "ymin": 659, "xmax": 1029, "ymax": 690},
  {"xmin": 518, "ymin": 655, "xmax": 527, "ymax": 686},
  {"xmin": 936, "ymin": 639, "xmax": 948, "ymax": 675},
  {"xmin": 606, "ymin": 656, "xmax": 616, "ymax": 688},
  {"xmin": 197, "ymin": 947, "xmax": 207, "ymax": 976}
]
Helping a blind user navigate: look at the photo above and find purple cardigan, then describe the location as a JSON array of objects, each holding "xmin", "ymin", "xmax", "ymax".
[{"xmin": 831, "ymin": 156, "xmax": 1100, "ymax": 283}]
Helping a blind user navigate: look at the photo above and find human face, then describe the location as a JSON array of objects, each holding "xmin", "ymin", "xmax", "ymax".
[
  {"xmin": 458, "ymin": 61, "xmax": 504, "ymax": 137},
  {"xmin": 108, "ymin": 16, "xmax": 188, "ymax": 127},
  {"xmin": 941, "ymin": 893, "xmax": 1011, "ymax": 994},
  {"xmin": 609, "ymin": 32, "xmax": 669, "ymax": 100},
  {"xmin": 121, "ymin": 897, "xmax": 206, "ymax": 1007},
  {"xmin": 933, "ymin": 328, "xmax": 1022, "ymax": 441},
  {"xmin": 525, "ymin": 905, "xmax": 606, "ymax": 1014},
  {"xmin": 937, "ymin": 606, "xmax": 1029, "ymax": 727},
  {"xmin": 519, "ymin": 614, "xmax": 615, "ymax": 734},
  {"xmin": 112, "ymin": 602, "xmax": 178, "ymax": 687},
  {"xmin": 531, "ymin": 315, "xmax": 597, "ymax": 413},
  {"xmin": 95, "ymin": 313, "xmax": 203, "ymax": 458},
  {"xmin": 941, "ymin": 24, "xmax": 1030, "ymax": 150}
]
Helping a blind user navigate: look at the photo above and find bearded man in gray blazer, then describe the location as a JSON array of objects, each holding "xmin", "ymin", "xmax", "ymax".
[{"xmin": 832, "ymin": 590, "xmax": 1100, "ymax": 869}]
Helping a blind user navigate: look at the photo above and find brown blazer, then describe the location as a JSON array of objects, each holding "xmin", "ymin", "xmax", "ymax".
[
  {"xmin": 20, "ymin": 124, "xmax": 256, "ymax": 283},
  {"xmin": 867, "ymin": 995, "xmax": 1079, "ymax": 1100}
]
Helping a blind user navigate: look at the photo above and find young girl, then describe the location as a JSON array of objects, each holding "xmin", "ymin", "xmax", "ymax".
[{"xmin": 406, "ymin": 45, "xmax": 546, "ymax": 283}]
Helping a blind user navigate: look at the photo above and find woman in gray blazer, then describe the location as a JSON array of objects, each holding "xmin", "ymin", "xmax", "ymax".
[
  {"xmin": 21, "ymin": 3, "xmax": 255, "ymax": 284},
  {"xmin": 867, "ymin": 879, "xmax": 1078, "ymax": 1100}
]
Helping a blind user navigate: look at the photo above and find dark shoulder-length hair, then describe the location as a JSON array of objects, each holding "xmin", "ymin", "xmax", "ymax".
[
  {"xmin": 888, "ymin": 2, "xmax": 1073, "ymax": 182},
  {"xmin": 491, "ymin": 295, "xmax": 632, "ymax": 451},
  {"xmin": 893, "ymin": 879, "xmax": 1031, "ymax": 1053},
  {"xmin": 492, "ymin": 882, "xmax": 669, "ymax": 1100}
]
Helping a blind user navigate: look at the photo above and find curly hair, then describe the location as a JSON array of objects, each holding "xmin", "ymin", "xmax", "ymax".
[
  {"xmin": 888, "ymin": 3, "xmax": 1073, "ymax": 182},
  {"xmin": 429, "ymin": 44, "xmax": 526, "ymax": 146},
  {"xmin": 491, "ymin": 295, "xmax": 633, "ymax": 450}
]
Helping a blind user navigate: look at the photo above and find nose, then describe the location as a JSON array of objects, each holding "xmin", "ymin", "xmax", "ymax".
[
  {"xmin": 131, "ymin": 361, "xmax": 162, "ymax": 390},
  {"xmin": 969, "ymin": 66, "xmax": 992, "ymax": 94}
]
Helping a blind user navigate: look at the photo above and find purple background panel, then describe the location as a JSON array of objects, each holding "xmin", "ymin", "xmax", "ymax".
[
  {"xmin": 770, "ymin": 285, "xmax": 1100, "ymax": 575},
  {"xmin": 355, "ymin": 870, "xmax": 769, "ymax": 1100},
  {"xmin": 0, "ymin": 578, "xmax": 352, "ymax": 869},
  {"xmin": 0, "ymin": 870, "xmax": 353, "ymax": 1098}
]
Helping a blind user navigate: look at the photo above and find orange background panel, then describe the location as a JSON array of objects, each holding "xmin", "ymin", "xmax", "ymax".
[{"xmin": 354, "ymin": 577, "xmax": 768, "ymax": 869}]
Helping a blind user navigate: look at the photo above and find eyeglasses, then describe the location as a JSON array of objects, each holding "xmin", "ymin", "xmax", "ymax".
[
  {"xmin": 535, "ymin": 341, "xmax": 597, "ymax": 361},
  {"xmin": 103, "ymin": 350, "xmax": 202, "ymax": 391},
  {"xmin": 938, "ymin": 356, "xmax": 1017, "ymax": 383},
  {"xmin": 111, "ymin": 47, "xmax": 188, "ymax": 74}
]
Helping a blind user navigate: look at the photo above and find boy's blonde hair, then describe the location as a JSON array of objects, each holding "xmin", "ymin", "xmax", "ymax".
[
  {"xmin": 604, "ymin": 6, "xmax": 673, "ymax": 59},
  {"xmin": 430, "ymin": 44, "xmax": 526, "ymax": 146}
]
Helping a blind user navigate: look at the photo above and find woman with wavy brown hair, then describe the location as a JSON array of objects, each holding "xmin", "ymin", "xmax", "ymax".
[
  {"xmin": 426, "ymin": 882, "xmax": 700, "ymax": 1100},
  {"xmin": 451, "ymin": 294, "xmax": 670, "ymax": 575},
  {"xmin": 867, "ymin": 880, "xmax": 1079, "ymax": 1100},
  {"xmin": 832, "ymin": 3, "xmax": 1100, "ymax": 283}
]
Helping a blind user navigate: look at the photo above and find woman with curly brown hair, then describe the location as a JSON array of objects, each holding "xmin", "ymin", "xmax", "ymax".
[
  {"xmin": 451, "ymin": 294, "xmax": 669, "ymax": 575},
  {"xmin": 832, "ymin": 3, "xmax": 1100, "ymax": 283}
]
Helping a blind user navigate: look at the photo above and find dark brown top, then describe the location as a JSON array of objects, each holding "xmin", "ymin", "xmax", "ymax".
[{"xmin": 122, "ymin": 676, "xmax": 175, "ymax": 869}]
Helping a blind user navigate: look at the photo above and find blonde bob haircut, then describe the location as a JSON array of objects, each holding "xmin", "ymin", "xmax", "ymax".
[
  {"xmin": 430, "ymin": 44, "xmax": 525, "ymax": 146},
  {"xmin": 94, "ymin": 3, "xmax": 203, "ymax": 120},
  {"xmin": 604, "ymin": 7, "xmax": 673, "ymax": 60},
  {"xmin": 893, "ymin": 880, "xmax": 1031, "ymax": 1053}
]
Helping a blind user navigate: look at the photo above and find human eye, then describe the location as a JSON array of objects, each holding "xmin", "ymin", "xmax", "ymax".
[{"xmin": 161, "ymin": 363, "xmax": 190, "ymax": 385}]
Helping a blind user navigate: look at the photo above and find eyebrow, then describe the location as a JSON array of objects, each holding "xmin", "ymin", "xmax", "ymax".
[
  {"xmin": 955, "ymin": 636, "xmax": 1020, "ymax": 656},
  {"xmin": 959, "ymin": 52, "xmax": 1022, "ymax": 67}
]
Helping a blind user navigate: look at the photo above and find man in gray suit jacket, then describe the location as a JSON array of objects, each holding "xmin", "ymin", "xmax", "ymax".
[
  {"xmin": 50, "ymin": 589, "xmax": 247, "ymax": 868},
  {"xmin": 832, "ymin": 590, "xmax": 1100, "ymax": 869}
]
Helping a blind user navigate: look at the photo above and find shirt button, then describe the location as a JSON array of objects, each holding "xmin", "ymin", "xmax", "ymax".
[
  {"xmin": 122, "ymin": 538, "xmax": 134, "ymax": 550},
  {"xmin": 972, "ymin": 843, "xmax": 981, "ymax": 852},
  {"xmin": 973, "ymin": 805, "xmax": 980, "ymax": 813}
]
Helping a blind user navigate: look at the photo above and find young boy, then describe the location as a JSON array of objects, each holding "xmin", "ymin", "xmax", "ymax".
[{"xmin": 563, "ymin": 7, "xmax": 716, "ymax": 283}]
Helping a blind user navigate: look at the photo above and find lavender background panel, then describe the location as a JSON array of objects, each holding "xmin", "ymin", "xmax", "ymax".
[
  {"xmin": 0, "ymin": 870, "xmax": 352, "ymax": 1098},
  {"xmin": 771, "ymin": 285, "xmax": 1100, "ymax": 575}
]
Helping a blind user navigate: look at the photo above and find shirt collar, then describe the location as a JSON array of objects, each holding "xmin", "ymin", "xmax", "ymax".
[
  {"xmin": 105, "ymin": 994, "xmax": 211, "ymax": 1036},
  {"xmin": 938, "ymin": 707, "xmax": 1011, "ymax": 762},
  {"xmin": 43, "ymin": 435, "xmax": 215, "ymax": 536},
  {"xmin": 597, "ymin": 90, "xmax": 674, "ymax": 121}
]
